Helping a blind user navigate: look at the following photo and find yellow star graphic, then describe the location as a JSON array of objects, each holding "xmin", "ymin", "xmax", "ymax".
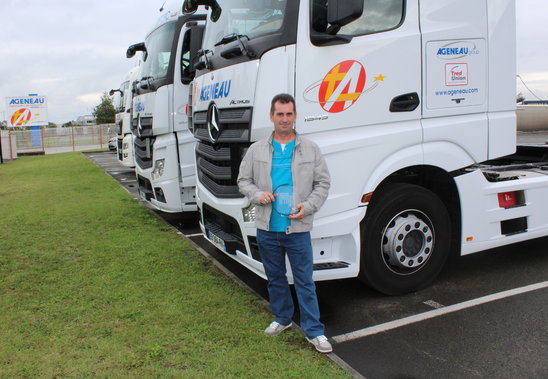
[{"xmin": 374, "ymin": 74, "xmax": 386, "ymax": 82}]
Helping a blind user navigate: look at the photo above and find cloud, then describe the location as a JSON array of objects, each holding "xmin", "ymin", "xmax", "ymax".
[
  {"xmin": 1, "ymin": 0, "xmax": 547, "ymax": 123},
  {"xmin": 0, "ymin": 0, "xmax": 158, "ymax": 123},
  {"xmin": 76, "ymin": 93, "xmax": 103, "ymax": 107},
  {"xmin": 30, "ymin": 77, "xmax": 64, "ymax": 85}
]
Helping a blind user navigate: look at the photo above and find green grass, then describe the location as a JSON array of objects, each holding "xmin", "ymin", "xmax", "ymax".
[{"xmin": 0, "ymin": 153, "xmax": 351, "ymax": 378}]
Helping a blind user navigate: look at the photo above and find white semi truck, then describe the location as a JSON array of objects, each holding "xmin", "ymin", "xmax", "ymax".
[
  {"xmin": 110, "ymin": 67, "xmax": 139, "ymax": 168},
  {"xmin": 126, "ymin": 2, "xmax": 205, "ymax": 216},
  {"xmin": 186, "ymin": 0, "xmax": 548, "ymax": 294}
]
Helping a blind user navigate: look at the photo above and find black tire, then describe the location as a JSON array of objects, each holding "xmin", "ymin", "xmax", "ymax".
[{"xmin": 359, "ymin": 183, "xmax": 451, "ymax": 295}]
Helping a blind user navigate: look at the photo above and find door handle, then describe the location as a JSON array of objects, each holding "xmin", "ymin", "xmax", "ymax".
[{"xmin": 390, "ymin": 92, "xmax": 420, "ymax": 112}]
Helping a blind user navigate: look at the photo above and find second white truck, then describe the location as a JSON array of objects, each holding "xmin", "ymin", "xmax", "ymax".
[{"xmin": 127, "ymin": 2, "xmax": 206, "ymax": 216}]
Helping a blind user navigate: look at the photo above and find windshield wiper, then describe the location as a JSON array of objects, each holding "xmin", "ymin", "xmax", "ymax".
[
  {"xmin": 195, "ymin": 49, "xmax": 214, "ymax": 70},
  {"xmin": 215, "ymin": 33, "xmax": 255, "ymax": 59},
  {"xmin": 214, "ymin": 33, "xmax": 245, "ymax": 46}
]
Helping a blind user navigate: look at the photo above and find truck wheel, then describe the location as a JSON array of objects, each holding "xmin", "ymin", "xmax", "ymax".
[{"xmin": 360, "ymin": 183, "xmax": 451, "ymax": 295}]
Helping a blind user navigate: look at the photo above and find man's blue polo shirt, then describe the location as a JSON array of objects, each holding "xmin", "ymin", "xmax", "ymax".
[{"xmin": 269, "ymin": 138, "xmax": 295, "ymax": 232}]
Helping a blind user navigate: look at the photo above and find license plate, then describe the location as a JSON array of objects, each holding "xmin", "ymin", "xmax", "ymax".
[{"xmin": 208, "ymin": 230, "xmax": 226, "ymax": 252}]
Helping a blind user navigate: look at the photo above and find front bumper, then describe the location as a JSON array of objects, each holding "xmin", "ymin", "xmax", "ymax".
[{"xmin": 196, "ymin": 184, "xmax": 364, "ymax": 282}]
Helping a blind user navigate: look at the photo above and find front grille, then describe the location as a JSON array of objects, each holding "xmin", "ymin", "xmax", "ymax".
[
  {"xmin": 134, "ymin": 136, "xmax": 154, "ymax": 169},
  {"xmin": 203, "ymin": 203, "xmax": 246, "ymax": 256},
  {"xmin": 194, "ymin": 107, "xmax": 252, "ymax": 198},
  {"xmin": 194, "ymin": 108, "xmax": 251, "ymax": 143},
  {"xmin": 132, "ymin": 116, "xmax": 153, "ymax": 137}
]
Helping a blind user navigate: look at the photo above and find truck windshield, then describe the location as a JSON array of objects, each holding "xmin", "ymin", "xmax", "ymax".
[
  {"xmin": 120, "ymin": 80, "xmax": 130, "ymax": 110},
  {"xmin": 201, "ymin": 0, "xmax": 288, "ymax": 52},
  {"xmin": 141, "ymin": 21, "xmax": 177, "ymax": 82}
]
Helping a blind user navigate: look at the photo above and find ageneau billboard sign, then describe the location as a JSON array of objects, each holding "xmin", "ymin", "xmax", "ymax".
[{"xmin": 6, "ymin": 94, "xmax": 48, "ymax": 127}]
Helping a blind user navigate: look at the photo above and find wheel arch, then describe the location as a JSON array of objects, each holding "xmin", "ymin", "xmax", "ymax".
[
  {"xmin": 359, "ymin": 142, "xmax": 469, "ymax": 257},
  {"xmin": 364, "ymin": 165, "xmax": 463, "ymax": 260}
]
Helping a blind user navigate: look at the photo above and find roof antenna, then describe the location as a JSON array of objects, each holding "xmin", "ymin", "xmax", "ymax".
[{"xmin": 159, "ymin": 0, "xmax": 167, "ymax": 11}]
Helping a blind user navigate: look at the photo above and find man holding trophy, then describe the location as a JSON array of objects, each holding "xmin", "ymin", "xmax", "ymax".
[{"xmin": 237, "ymin": 94, "xmax": 332, "ymax": 353}]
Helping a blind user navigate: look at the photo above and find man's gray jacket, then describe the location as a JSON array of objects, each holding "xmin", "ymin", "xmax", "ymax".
[{"xmin": 237, "ymin": 133, "xmax": 330, "ymax": 233}]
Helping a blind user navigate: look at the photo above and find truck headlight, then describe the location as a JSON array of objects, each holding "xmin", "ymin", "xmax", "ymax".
[
  {"xmin": 151, "ymin": 158, "xmax": 165, "ymax": 179},
  {"xmin": 123, "ymin": 142, "xmax": 129, "ymax": 150},
  {"xmin": 242, "ymin": 203, "xmax": 256, "ymax": 222}
]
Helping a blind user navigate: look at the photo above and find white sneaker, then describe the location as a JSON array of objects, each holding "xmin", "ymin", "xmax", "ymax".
[
  {"xmin": 264, "ymin": 321, "xmax": 292, "ymax": 336},
  {"xmin": 306, "ymin": 335, "xmax": 333, "ymax": 353}
]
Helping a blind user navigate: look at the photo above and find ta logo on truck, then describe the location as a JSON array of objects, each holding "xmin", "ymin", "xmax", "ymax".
[
  {"xmin": 304, "ymin": 60, "xmax": 386, "ymax": 113},
  {"xmin": 10, "ymin": 108, "xmax": 32, "ymax": 126}
]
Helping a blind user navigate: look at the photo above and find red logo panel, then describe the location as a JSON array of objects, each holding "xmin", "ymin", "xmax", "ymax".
[
  {"xmin": 11, "ymin": 108, "xmax": 32, "ymax": 126},
  {"xmin": 318, "ymin": 60, "xmax": 366, "ymax": 113}
]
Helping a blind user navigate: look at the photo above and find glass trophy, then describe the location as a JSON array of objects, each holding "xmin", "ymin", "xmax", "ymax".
[{"xmin": 273, "ymin": 184, "xmax": 294, "ymax": 216}]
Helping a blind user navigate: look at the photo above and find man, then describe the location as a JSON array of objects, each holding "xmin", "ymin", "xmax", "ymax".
[{"xmin": 237, "ymin": 93, "xmax": 332, "ymax": 353}]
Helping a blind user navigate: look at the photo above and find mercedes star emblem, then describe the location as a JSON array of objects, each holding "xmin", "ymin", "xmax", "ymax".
[
  {"xmin": 137, "ymin": 114, "xmax": 143, "ymax": 136},
  {"xmin": 207, "ymin": 102, "xmax": 221, "ymax": 143}
]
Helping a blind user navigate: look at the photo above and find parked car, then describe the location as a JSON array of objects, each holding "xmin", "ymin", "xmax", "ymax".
[{"xmin": 108, "ymin": 137, "xmax": 117, "ymax": 151}]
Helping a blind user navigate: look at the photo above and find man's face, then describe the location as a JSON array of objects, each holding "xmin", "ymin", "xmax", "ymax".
[{"xmin": 270, "ymin": 101, "xmax": 296, "ymax": 136}]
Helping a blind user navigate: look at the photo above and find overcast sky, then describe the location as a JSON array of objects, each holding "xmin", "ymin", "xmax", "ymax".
[{"xmin": 1, "ymin": 0, "xmax": 547, "ymax": 124}]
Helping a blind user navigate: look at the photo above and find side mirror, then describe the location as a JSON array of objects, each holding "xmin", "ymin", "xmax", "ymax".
[
  {"xmin": 209, "ymin": 2, "xmax": 222, "ymax": 22},
  {"xmin": 126, "ymin": 42, "xmax": 146, "ymax": 58},
  {"xmin": 310, "ymin": 0, "xmax": 363, "ymax": 45},
  {"xmin": 182, "ymin": 0, "xmax": 222, "ymax": 22},
  {"xmin": 328, "ymin": 0, "xmax": 363, "ymax": 31},
  {"xmin": 183, "ymin": 0, "xmax": 198, "ymax": 14},
  {"xmin": 181, "ymin": 24, "xmax": 205, "ymax": 84}
]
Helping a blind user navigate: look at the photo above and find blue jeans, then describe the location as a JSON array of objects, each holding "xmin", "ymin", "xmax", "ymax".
[{"xmin": 256, "ymin": 229, "xmax": 324, "ymax": 339}]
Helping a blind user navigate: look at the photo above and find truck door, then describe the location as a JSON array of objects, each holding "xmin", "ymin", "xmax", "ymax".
[
  {"xmin": 295, "ymin": 0, "xmax": 422, "ymax": 212},
  {"xmin": 173, "ymin": 19, "xmax": 205, "ymax": 190},
  {"xmin": 173, "ymin": 20, "xmax": 205, "ymax": 133}
]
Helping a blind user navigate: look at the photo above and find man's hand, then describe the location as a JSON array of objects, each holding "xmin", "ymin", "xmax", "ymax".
[
  {"xmin": 260, "ymin": 192, "xmax": 275, "ymax": 205},
  {"xmin": 288, "ymin": 203, "xmax": 304, "ymax": 219}
]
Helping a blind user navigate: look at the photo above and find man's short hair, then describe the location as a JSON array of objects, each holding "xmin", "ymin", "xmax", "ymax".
[{"xmin": 270, "ymin": 93, "xmax": 296, "ymax": 114}]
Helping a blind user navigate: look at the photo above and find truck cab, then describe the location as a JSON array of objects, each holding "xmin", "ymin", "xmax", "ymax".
[
  {"xmin": 110, "ymin": 67, "xmax": 139, "ymax": 168},
  {"xmin": 128, "ymin": 3, "xmax": 205, "ymax": 215},
  {"xmin": 187, "ymin": 0, "xmax": 547, "ymax": 294}
]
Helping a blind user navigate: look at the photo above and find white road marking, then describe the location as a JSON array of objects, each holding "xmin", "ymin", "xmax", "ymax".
[
  {"xmin": 423, "ymin": 300, "xmax": 444, "ymax": 309},
  {"xmin": 331, "ymin": 281, "xmax": 548, "ymax": 344},
  {"xmin": 185, "ymin": 233, "xmax": 204, "ymax": 237}
]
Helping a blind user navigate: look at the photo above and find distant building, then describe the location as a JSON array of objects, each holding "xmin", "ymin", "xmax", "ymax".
[{"xmin": 76, "ymin": 115, "xmax": 96, "ymax": 125}]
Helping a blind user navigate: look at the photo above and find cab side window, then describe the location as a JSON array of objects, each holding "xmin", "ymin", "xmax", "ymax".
[{"xmin": 312, "ymin": 0, "xmax": 404, "ymax": 36}]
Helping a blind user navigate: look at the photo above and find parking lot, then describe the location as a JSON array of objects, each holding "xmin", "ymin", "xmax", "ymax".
[{"xmin": 86, "ymin": 150, "xmax": 547, "ymax": 379}]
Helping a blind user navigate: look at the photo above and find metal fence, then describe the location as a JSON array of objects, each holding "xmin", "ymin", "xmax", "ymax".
[{"xmin": 0, "ymin": 124, "xmax": 116, "ymax": 160}]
